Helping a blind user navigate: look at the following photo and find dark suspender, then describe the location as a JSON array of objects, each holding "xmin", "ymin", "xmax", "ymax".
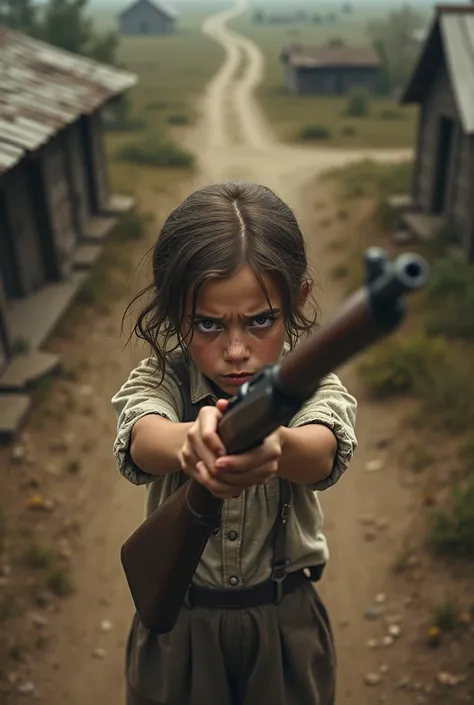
[{"xmin": 169, "ymin": 351, "xmax": 292, "ymax": 599}]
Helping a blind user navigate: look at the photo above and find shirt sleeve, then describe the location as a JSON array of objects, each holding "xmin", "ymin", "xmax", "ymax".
[
  {"xmin": 111, "ymin": 357, "xmax": 184, "ymax": 486},
  {"xmin": 288, "ymin": 373, "xmax": 357, "ymax": 491}
]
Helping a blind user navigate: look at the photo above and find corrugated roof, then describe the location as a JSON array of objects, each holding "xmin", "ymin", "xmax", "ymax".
[
  {"xmin": 0, "ymin": 26, "xmax": 138, "ymax": 175},
  {"xmin": 282, "ymin": 46, "xmax": 380, "ymax": 69},
  {"xmin": 118, "ymin": 0, "xmax": 179, "ymax": 21},
  {"xmin": 401, "ymin": 5, "xmax": 474, "ymax": 134}
]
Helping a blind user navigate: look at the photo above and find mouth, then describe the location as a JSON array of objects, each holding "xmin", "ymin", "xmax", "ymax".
[{"xmin": 221, "ymin": 373, "xmax": 254, "ymax": 386}]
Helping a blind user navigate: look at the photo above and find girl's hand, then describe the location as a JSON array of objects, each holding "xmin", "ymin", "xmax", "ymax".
[{"xmin": 178, "ymin": 399, "xmax": 282, "ymax": 500}]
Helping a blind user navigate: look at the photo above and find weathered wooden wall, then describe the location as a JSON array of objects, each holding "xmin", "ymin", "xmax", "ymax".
[
  {"xmin": 119, "ymin": 1, "xmax": 175, "ymax": 35},
  {"xmin": 286, "ymin": 66, "xmax": 379, "ymax": 95}
]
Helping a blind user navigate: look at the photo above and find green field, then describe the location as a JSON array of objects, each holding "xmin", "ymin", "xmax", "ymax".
[
  {"xmin": 97, "ymin": 5, "xmax": 224, "ymax": 196},
  {"xmin": 229, "ymin": 9, "xmax": 419, "ymax": 148}
]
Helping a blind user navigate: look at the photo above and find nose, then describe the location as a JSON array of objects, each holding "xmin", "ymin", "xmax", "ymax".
[{"xmin": 224, "ymin": 334, "xmax": 250, "ymax": 363}]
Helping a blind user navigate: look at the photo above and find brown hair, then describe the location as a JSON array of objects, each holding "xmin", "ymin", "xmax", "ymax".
[{"xmin": 125, "ymin": 181, "xmax": 319, "ymax": 376}]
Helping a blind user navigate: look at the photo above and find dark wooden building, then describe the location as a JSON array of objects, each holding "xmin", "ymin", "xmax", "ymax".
[
  {"xmin": 281, "ymin": 45, "xmax": 380, "ymax": 96},
  {"xmin": 400, "ymin": 4, "xmax": 474, "ymax": 261},
  {"xmin": 0, "ymin": 26, "xmax": 137, "ymax": 435},
  {"xmin": 118, "ymin": 0, "xmax": 178, "ymax": 36}
]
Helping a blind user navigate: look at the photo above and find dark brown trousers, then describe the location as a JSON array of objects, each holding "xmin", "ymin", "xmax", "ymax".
[{"xmin": 125, "ymin": 579, "xmax": 336, "ymax": 705}]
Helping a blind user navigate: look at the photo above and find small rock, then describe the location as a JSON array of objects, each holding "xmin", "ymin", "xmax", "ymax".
[
  {"xmin": 364, "ymin": 672, "xmax": 382, "ymax": 686},
  {"xmin": 379, "ymin": 664, "xmax": 389, "ymax": 674},
  {"xmin": 388, "ymin": 624, "xmax": 402, "ymax": 638},
  {"xmin": 17, "ymin": 682, "xmax": 35, "ymax": 695},
  {"xmin": 436, "ymin": 672, "xmax": 467, "ymax": 686},
  {"xmin": 375, "ymin": 593, "xmax": 387, "ymax": 604},
  {"xmin": 376, "ymin": 518, "xmax": 389, "ymax": 530},
  {"xmin": 92, "ymin": 648, "xmax": 107, "ymax": 659},
  {"xmin": 365, "ymin": 459, "xmax": 384, "ymax": 473},
  {"xmin": 11, "ymin": 446, "xmax": 26, "ymax": 463},
  {"xmin": 407, "ymin": 555, "xmax": 420, "ymax": 568},
  {"xmin": 364, "ymin": 607, "xmax": 384, "ymax": 621},
  {"xmin": 396, "ymin": 676, "xmax": 411, "ymax": 690},
  {"xmin": 44, "ymin": 464, "xmax": 61, "ymax": 478},
  {"xmin": 382, "ymin": 636, "xmax": 394, "ymax": 646},
  {"xmin": 367, "ymin": 638, "xmax": 380, "ymax": 648},
  {"xmin": 100, "ymin": 620, "xmax": 112, "ymax": 633},
  {"xmin": 30, "ymin": 613, "xmax": 48, "ymax": 628}
]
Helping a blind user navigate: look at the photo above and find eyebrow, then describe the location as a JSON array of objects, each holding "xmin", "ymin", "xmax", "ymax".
[{"xmin": 192, "ymin": 308, "xmax": 281, "ymax": 322}]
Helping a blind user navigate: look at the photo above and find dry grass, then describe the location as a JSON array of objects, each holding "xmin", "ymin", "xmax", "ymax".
[{"xmin": 229, "ymin": 9, "xmax": 418, "ymax": 148}]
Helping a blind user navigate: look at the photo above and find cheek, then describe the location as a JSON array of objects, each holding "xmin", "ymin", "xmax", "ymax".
[
  {"xmin": 187, "ymin": 337, "xmax": 219, "ymax": 373},
  {"xmin": 253, "ymin": 323, "xmax": 286, "ymax": 363}
]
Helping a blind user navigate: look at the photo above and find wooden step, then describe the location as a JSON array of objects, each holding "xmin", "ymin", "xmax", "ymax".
[
  {"xmin": 0, "ymin": 351, "xmax": 61, "ymax": 391},
  {"xmin": 0, "ymin": 394, "xmax": 31, "ymax": 441}
]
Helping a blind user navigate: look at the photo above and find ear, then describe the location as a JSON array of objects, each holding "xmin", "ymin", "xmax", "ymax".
[{"xmin": 298, "ymin": 280, "xmax": 312, "ymax": 309}]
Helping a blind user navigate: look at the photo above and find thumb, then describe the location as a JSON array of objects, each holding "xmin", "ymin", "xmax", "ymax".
[{"xmin": 216, "ymin": 398, "xmax": 229, "ymax": 414}]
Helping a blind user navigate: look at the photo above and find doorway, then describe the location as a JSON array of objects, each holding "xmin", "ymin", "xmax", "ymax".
[{"xmin": 432, "ymin": 116, "xmax": 454, "ymax": 214}]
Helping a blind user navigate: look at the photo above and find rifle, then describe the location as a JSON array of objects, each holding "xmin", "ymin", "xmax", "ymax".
[{"xmin": 120, "ymin": 247, "xmax": 429, "ymax": 635}]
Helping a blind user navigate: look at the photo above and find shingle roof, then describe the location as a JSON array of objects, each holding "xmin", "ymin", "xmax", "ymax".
[
  {"xmin": 0, "ymin": 26, "xmax": 137, "ymax": 174},
  {"xmin": 401, "ymin": 5, "xmax": 474, "ymax": 134},
  {"xmin": 118, "ymin": 0, "xmax": 178, "ymax": 21}
]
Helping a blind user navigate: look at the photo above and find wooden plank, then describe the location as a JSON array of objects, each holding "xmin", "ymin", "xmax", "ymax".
[
  {"xmin": 73, "ymin": 244, "xmax": 103, "ymax": 270},
  {"xmin": 0, "ymin": 394, "xmax": 31, "ymax": 441},
  {"xmin": 0, "ymin": 351, "xmax": 60, "ymax": 391}
]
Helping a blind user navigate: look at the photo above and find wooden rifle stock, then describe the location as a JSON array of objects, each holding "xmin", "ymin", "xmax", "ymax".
[{"xmin": 120, "ymin": 248, "xmax": 430, "ymax": 635}]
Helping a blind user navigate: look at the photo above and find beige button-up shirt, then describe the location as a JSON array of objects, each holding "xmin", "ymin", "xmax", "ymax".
[{"xmin": 112, "ymin": 351, "xmax": 357, "ymax": 588}]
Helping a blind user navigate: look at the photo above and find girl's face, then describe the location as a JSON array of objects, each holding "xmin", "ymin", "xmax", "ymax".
[{"xmin": 184, "ymin": 266, "xmax": 287, "ymax": 396}]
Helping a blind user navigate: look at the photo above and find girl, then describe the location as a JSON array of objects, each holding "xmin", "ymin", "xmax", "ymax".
[{"xmin": 112, "ymin": 181, "xmax": 357, "ymax": 705}]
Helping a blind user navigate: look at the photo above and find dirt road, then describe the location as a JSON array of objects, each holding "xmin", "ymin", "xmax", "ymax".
[{"xmin": 3, "ymin": 2, "xmax": 426, "ymax": 704}]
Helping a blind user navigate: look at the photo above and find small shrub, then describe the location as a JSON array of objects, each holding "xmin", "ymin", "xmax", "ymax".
[
  {"xmin": 47, "ymin": 567, "xmax": 74, "ymax": 597},
  {"xmin": 432, "ymin": 600, "xmax": 460, "ymax": 631},
  {"xmin": 146, "ymin": 100, "xmax": 170, "ymax": 110},
  {"xmin": 425, "ymin": 258, "xmax": 474, "ymax": 340},
  {"xmin": 23, "ymin": 545, "xmax": 55, "ymax": 570},
  {"xmin": 326, "ymin": 159, "xmax": 413, "ymax": 199},
  {"xmin": 113, "ymin": 211, "xmax": 154, "ymax": 242},
  {"xmin": 429, "ymin": 473, "xmax": 474, "ymax": 558},
  {"xmin": 379, "ymin": 109, "xmax": 403, "ymax": 120},
  {"xmin": 115, "ymin": 135, "xmax": 195, "ymax": 169},
  {"xmin": 166, "ymin": 113, "xmax": 191, "ymax": 125},
  {"xmin": 345, "ymin": 87, "xmax": 370, "ymax": 118},
  {"xmin": 376, "ymin": 198, "xmax": 398, "ymax": 230},
  {"xmin": 358, "ymin": 334, "xmax": 449, "ymax": 399},
  {"xmin": 105, "ymin": 117, "xmax": 146, "ymax": 133},
  {"xmin": 341, "ymin": 125, "xmax": 357, "ymax": 136},
  {"xmin": 299, "ymin": 125, "xmax": 331, "ymax": 141}
]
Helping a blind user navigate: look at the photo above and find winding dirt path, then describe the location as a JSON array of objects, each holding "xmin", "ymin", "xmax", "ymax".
[{"xmin": 4, "ymin": 3, "xmax": 423, "ymax": 704}]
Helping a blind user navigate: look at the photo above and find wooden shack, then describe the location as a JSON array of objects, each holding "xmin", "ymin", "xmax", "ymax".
[
  {"xmin": 0, "ymin": 26, "xmax": 137, "ymax": 437},
  {"xmin": 281, "ymin": 45, "xmax": 380, "ymax": 96},
  {"xmin": 399, "ymin": 4, "xmax": 474, "ymax": 261},
  {"xmin": 118, "ymin": 0, "xmax": 178, "ymax": 36}
]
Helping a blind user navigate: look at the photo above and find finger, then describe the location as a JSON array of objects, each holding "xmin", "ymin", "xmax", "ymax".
[
  {"xmin": 218, "ymin": 461, "xmax": 279, "ymax": 487},
  {"xmin": 179, "ymin": 446, "xmax": 201, "ymax": 479},
  {"xmin": 195, "ymin": 462, "xmax": 242, "ymax": 500},
  {"xmin": 216, "ymin": 398, "xmax": 229, "ymax": 414},
  {"xmin": 197, "ymin": 407, "xmax": 227, "ymax": 457},
  {"xmin": 216, "ymin": 441, "xmax": 281, "ymax": 474}
]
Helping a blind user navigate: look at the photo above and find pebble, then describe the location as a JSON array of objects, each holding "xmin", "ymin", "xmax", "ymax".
[
  {"xmin": 375, "ymin": 593, "xmax": 387, "ymax": 604},
  {"xmin": 436, "ymin": 672, "xmax": 467, "ymax": 686},
  {"xmin": 364, "ymin": 607, "xmax": 384, "ymax": 621},
  {"xmin": 30, "ymin": 613, "xmax": 49, "ymax": 628},
  {"xmin": 92, "ymin": 648, "xmax": 107, "ymax": 659},
  {"xmin": 100, "ymin": 620, "xmax": 113, "ymax": 633},
  {"xmin": 17, "ymin": 682, "xmax": 35, "ymax": 695},
  {"xmin": 382, "ymin": 635, "xmax": 394, "ymax": 646},
  {"xmin": 364, "ymin": 672, "xmax": 382, "ymax": 686},
  {"xmin": 388, "ymin": 624, "xmax": 402, "ymax": 638},
  {"xmin": 379, "ymin": 664, "xmax": 389, "ymax": 675},
  {"xmin": 367, "ymin": 638, "xmax": 380, "ymax": 648},
  {"xmin": 365, "ymin": 459, "xmax": 384, "ymax": 473},
  {"xmin": 11, "ymin": 446, "xmax": 26, "ymax": 463}
]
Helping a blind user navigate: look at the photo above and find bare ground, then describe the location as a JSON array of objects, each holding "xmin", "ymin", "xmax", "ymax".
[{"xmin": 0, "ymin": 2, "xmax": 473, "ymax": 704}]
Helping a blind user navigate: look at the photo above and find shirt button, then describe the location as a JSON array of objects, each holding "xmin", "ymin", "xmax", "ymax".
[
  {"xmin": 228, "ymin": 576, "xmax": 239, "ymax": 587},
  {"xmin": 227, "ymin": 530, "xmax": 238, "ymax": 541}
]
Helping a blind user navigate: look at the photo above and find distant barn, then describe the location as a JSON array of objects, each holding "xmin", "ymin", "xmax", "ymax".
[
  {"xmin": 118, "ymin": 0, "xmax": 178, "ymax": 36},
  {"xmin": 281, "ymin": 45, "xmax": 380, "ymax": 96},
  {"xmin": 399, "ymin": 4, "xmax": 474, "ymax": 260}
]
